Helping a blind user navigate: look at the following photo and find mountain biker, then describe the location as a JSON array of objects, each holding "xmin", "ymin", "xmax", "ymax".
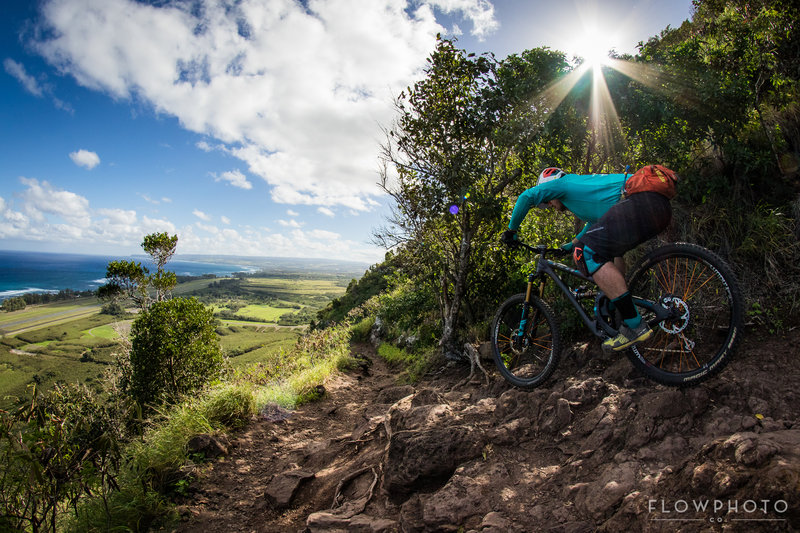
[{"xmin": 500, "ymin": 167, "xmax": 673, "ymax": 351}]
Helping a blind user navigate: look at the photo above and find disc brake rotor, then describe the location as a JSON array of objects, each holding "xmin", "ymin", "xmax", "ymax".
[{"xmin": 659, "ymin": 296, "xmax": 690, "ymax": 334}]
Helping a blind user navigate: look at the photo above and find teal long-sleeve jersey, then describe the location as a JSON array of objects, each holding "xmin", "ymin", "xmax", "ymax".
[{"xmin": 508, "ymin": 173, "xmax": 627, "ymax": 240}]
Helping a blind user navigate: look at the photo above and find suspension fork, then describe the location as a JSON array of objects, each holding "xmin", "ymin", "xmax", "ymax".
[{"xmin": 515, "ymin": 273, "xmax": 545, "ymax": 349}]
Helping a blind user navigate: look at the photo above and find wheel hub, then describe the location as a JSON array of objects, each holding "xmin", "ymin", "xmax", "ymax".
[{"xmin": 660, "ymin": 296, "xmax": 690, "ymax": 334}]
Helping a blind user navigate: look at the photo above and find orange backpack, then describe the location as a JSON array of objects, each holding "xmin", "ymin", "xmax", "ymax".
[{"xmin": 624, "ymin": 165, "xmax": 679, "ymax": 199}]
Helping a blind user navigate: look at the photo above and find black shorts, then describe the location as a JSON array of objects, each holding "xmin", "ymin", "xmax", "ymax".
[{"xmin": 579, "ymin": 191, "xmax": 672, "ymax": 263}]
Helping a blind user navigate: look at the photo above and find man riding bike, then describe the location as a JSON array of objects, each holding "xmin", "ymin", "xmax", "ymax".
[{"xmin": 500, "ymin": 167, "xmax": 673, "ymax": 351}]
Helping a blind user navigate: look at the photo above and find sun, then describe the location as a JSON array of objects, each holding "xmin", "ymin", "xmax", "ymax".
[{"xmin": 568, "ymin": 26, "xmax": 615, "ymax": 70}]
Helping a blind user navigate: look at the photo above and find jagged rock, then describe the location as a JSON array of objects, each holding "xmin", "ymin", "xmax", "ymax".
[
  {"xmin": 480, "ymin": 511, "xmax": 509, "ymax": 531},
  {"xmin": 410, "ymin": 388, "xmax": 446, "ymax": 407},
  {"xmin": 570, "ymin": 461, "xmax": 638, "ymax": 519},
  {"xmin": 376, "ymin": 385, "xmax": 414, "ymax": 404},
  {"xmin": 369, "ymin": 317, "xmax": 384, "ymax": 346},
  {"xmin": 540, "ymin": 397, "xmax": 572, "ymax": 434},
  {"xmin": 637, "ymin": 390, "xmax": 685, "ymax": 419},
  {"xmin": 383, "ymin": 425, "xmax": 486, "ymax": 496},
  {"xmin": 387, "ymin": 403, "xmax": 455, "ymax": 435},
  {"xmin": 460, "ymin": 397, "xmax": 499, "ymax": 424},
  {"xmin": 187, "ymin": 433, "xmax": 230, "ymax": 458},
  {"xmin": 487, "ymin": 416, "xmax": 531, "ymax": 444},
  {"xmin": 562, "ymin": 377, "xmax": 608, "ymax": 405},
  {"xmin": 306, "ymin": 512, "xmax": 398, "ymax": 532},
  {"xmin": 264, "ymin": 468, "xmax": 315, "ymax": 508},
  {"xmin": 261, "ymin": 403, "xmax": 293, "ymax": 422}
]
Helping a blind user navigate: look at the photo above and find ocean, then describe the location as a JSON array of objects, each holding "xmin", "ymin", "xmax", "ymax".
[{"xmin": 0, "ymin": 250, "xmax": 253, "ymax": 300}]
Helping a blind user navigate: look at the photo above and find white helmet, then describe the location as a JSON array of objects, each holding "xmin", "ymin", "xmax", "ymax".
[{"xmin": 538, "ymin": 167, "xmax": 565, "ymax": 186}]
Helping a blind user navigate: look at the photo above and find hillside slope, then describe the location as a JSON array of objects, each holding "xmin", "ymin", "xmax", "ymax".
[{"xmin": 176, "ymin": 328, "xmax": 800, "ymax": 532}]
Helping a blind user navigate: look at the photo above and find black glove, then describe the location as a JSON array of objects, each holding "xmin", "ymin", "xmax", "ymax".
[{"xmin": 500, "ymin": 229, "xmax": 519, "ymax": 247}]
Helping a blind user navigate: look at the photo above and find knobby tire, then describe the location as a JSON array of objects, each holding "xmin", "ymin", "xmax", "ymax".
[
  {"xmin": 490, "ymin": 293, "xmax": 561, "ymax": 389},
  {"xmin": 625, "ymin": 242, "xmax": 744, "ymax": 386}
]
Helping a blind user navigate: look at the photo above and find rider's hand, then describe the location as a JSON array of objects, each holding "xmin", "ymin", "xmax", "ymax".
[
  {"xmin": 560, "ymin": 241, "xmax": 574, "ymax": 252},
  {"xmin": 500, "ymin": 229, "xmax": 519, "ymax": 247}
]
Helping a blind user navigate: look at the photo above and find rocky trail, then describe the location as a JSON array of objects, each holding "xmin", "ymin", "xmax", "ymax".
[{"xmin": 174, "ymin": 329, "xmax": 800, "ymax": 532}]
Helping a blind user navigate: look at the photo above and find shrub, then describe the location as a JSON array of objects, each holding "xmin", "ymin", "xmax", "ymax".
[
  {"xmin": 201, "ymin": 383, "xmax": 256, "ymax": 428},
  {"xmin": 0, "ymin": 384, "xmax": 125, "ymax": 532},
  {"xmin": 1, "ymin": 296, "xmax": 26, "ymax": 312},
  {"xmin": 100, "ymin": 301, "xmax": 126, "ymax": 316},
  {"xmin": 129, "ymin": 297, "xmax": 223, "ymax": 408},
  {"xmin": 349, "ymin": 316, "xmax": 375, "ymax": 342},
  {"xmin": 377, "ymin": 344, "xmax": 438, "ymax": 383},
  {"xmin": 378, "ymin": 279, "xmax": 437, "ymax": 340}
]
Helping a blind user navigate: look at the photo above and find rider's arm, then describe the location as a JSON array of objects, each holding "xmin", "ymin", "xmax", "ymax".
[{"xmin": 508, "ymin": 186, "xmax": 548, "ymax": 231}]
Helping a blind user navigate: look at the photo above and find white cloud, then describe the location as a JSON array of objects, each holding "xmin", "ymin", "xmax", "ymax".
[
  {"xmin": 4, "ymin": 58, "xmax": 44, "ymax": 96},
  {"xmin": 1, "ymin": 180, "xmax": 381, "ymax": 261},
  {"xmin": 317, "ymin": 207, "xmax": 335, "ymax": 217},
  {"xmin": 278, "ymin": 219, "xmax": 303, "ymax": 228},
  {"xmin": 221, "ymin": 215, "xmax": 231, "ymax": 224},
  {"xmin": 193, "ymin": 209, "xmax": 211, "ymax": 221},
  {"xmin": 97, "ymin": 208, "xmax": 137, "ymax": 225},
  {"xmin": 69, "ymin": 149, "xmax": 101, "ymax": 169},
  {"xmin": 286, "ymin": 209, "xmax": 299, "ymax": 217},
  {"xmin": 140, "ymin": 216, "xmax": 176, "ymax": 235},
  {"xmin": 423, "ymin": 0, "xmax": 499, "ymax": 40},
  {"xmin": 19, "ymin": 177, "xmax": 91, "ymax": 228},
  {"xmin": 214, "ymin": 169, "xmax": 252, "ymax": 190},
  {"xmin": 31, "ymin": 0, "xmax": 497, "ymax": 210}
]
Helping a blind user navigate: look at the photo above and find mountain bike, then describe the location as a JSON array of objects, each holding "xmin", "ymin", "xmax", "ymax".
[{"xmin": 490, "ymin": 241, "xmax": 744, "ymax": 388}]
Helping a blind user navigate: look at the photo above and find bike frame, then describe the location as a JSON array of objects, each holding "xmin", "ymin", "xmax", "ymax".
[{"xmin": 517, "ymin": 243, "xmax": 674, "ymax": 339}]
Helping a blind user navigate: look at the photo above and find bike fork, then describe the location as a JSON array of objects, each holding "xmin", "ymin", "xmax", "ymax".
[{"xmin": 515, "ymin": 275, "xmax": 543, "ymax": 349}]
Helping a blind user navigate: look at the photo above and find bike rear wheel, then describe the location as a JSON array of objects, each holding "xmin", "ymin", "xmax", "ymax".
[
  {"xmin": 626, "ymin": 243, "xmax": 744, "ymax": 386},
  {"xmin": 490, "ymin": 293, "xmax": 561, "ymax": 389}
]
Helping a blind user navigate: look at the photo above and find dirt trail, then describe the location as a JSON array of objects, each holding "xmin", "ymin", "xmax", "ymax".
[
  {"xmin": 175, "ymin": 330, "xmax": 800, "ymax": 532},
  {"xmin": 175, "ymin": 343, "xmax": 402, "ymax": 532}
]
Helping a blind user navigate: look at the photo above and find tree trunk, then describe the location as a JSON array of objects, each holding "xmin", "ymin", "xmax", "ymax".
[{"xmin": 439, "ymin": 226, "xmax": 472, "ymax": 359}]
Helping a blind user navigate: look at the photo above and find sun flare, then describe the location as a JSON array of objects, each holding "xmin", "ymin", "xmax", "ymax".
[{"xmin": 568, "ymin": 26, "xmax": 615, "ymax": 69}]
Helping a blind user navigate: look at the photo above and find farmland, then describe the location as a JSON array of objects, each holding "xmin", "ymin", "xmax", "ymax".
[{"xmin": 0, "ymin": 271, "xmax": 353, "ymax": 408}]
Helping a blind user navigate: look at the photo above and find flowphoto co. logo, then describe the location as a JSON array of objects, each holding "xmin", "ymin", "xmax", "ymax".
[{"xmin": 648, "ymin": 498, "xmax": 789, "ymax": 524}]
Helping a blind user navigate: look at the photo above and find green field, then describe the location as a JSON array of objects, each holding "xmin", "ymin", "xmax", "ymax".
[
  {"xmin": 0, "ymin": 299, "xmax": 101, "ymax": 335},
  {"xmin": 216, "ymin": 324, "xmax": 303, "ymax": 367},
  {"xmin": 0, "ymin": 313, "xmax": 120, "ymax": 408},
  {"xmin": 0, "ymin": 272, "xmax": 344, "ymax": 408},
  {"xmin": 197, "ymin": 275, "xmax": 349, "ymax": 324}
]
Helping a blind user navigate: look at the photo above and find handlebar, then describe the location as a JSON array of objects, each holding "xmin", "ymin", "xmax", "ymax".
[{"xmin": 511, "ymin": 241, "xmax": 571, "ymax": 258}]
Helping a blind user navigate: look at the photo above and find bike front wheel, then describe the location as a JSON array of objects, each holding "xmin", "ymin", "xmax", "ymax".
[
  {"xmin": 490, "ymin": 293, "xmax": 561, "ymax": 389},
  {"xmin": 626, "ymin": 242, "xmax": 744, "ymax": 386}
]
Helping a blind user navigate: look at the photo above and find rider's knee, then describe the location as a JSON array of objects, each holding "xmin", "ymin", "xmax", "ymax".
[{"xmin": 573, "ymin": 242, "xmax": 605, "ymax": 277}]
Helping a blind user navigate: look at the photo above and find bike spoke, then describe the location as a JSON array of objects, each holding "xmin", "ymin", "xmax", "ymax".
[{"xmin": 491, "ymin": 295, "xmax": 560, "ymax": 389}]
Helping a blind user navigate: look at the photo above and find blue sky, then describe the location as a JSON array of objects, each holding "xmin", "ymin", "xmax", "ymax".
[{"xmin": 1, "ymin": 0, "xmax": 692, "ymax": 263}]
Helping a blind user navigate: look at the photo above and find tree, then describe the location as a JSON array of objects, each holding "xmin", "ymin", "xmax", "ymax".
[
  {"xmin": 1, "ymin": 297, "xmax": 26, "ymax": 312},
  {"xmin": 376, "ymin": 38, "xmax": 572, "ymax": 358},
  {"xmin": 629, "ymin": 0, "xmax": 800, "ymax": 205},
  {"xmin": 98, "ymin": 260, "xmax": 149, "ymax": 308},
  {"xmin": 128, "ymin": 297, "xmax": 223, "ymax": 407},
  {"xmin": 98, "ymin": 232, "xmax": 178, "ymax": 309},
  {"xmin": 142, "ymin": 232, "xmax": 178, "ymax": 302}
]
